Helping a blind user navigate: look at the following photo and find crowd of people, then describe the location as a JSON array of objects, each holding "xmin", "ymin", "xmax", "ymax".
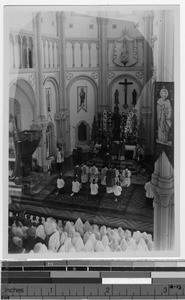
[
  {"xmin": 57, "ymin": 164, "xmax": 132, "ymax": 202},
  {"xmin": 9, "ymin": 212, "xmax": 154, "ymax": 254}
]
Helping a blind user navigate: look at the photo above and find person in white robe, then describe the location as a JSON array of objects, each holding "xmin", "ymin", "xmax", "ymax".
[
  {"xmin": 90, "ymin": 179, "xmax": 99, "ymax": 196},
  {"xmin": 113, "ymin": 182, "xmax": 122, "ymax": 202},
  {"xmin": 121, "ymin": 167, "xmax": 131, "ymax": 187},
  {"xmin": 71, "ymin": 178, "xmax": 80, "ymax": 196}
]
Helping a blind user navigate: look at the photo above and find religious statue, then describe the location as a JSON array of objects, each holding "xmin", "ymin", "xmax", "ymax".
[
  {"xmin": 157, "ymin": 88, "xmax": 172, "ymax": 146},
  {"xmin": 46, "ymin": 89, "xmax": 51, "ymax": 112},
  {"xmin": 132, "ymin": 89, "xmax": 137, "ymax": 106},
  {"xmin": 120, "ymin": 39, "xmax": 129, "ymax": 66},
  {"xmin": 114, "ymin": 89, "xmax": 119, "ymax": 105},
  {"xmin": 80, "ymin": 87, "xmax": 85, "ymax": 106}
]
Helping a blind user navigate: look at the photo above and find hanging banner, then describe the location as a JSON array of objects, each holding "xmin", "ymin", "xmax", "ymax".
[{"xmin": 154, "ymin": 82, "xmax": 174, "ymax": 166}]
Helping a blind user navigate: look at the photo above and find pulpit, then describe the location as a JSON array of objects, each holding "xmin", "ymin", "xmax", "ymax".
[{"xmin": 12, "ymin": 130, "xmax": 42, "ymax": 178}]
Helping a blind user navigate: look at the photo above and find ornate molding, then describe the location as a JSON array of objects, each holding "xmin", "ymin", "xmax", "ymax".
[
  {"xmin": 55, "ymin": 110, "xmax": 69, "ymax": 121},
  {"xmin": 66, "ymin": 72, "xmax": 73, "ymax": 81},
  {"xmin": 54, "ymin": 72, "xmax": 59, "ymax": 83},
  {"xmin": 28, "ymin": 73, "xmax": 36, "ymax": 87},
  {"xmin": 91, "ymin": 71, "xmax": 98, "ymax": 80},
  {"xmin": 135, "ymin": 71, "xmax": 144, "ymax": 80},
  {"xmin": 107, "ymin": 71, "xmax": 115, "ymax": 79}
]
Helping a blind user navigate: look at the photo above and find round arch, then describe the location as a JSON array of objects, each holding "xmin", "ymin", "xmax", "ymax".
[
  {"xmin": 108, "ymin": 74, "xmax": 143, "ymax": 110},
  {"xmin": 43, "ymin": 76, "xmax": 60, "ymax": 111},
  {"xmin": 66, "ymin": 75, "xmax": 98, "ymax": 114},
  {"xmin": 9, "ymin": 78, "xmax": 37, "ymax": 122}
]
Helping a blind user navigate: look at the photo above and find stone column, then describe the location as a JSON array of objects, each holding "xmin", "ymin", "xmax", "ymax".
[
  {"xmin": 88, "ymin": 42, "xmax": 91, "ymax": 67},
  {"xmin": 151, "ymin": 152, "xmax": 174, "ymax": 251},
  {"xmin": 151, "ymin": 10, "xmax": 175, "ymax": 252},
  {"xmin": 52, "ymin": 40, "xmax": 55, "ymax": 68},
  {"xmin": 26, "ymin": 36, "xmax": 29, "ymax": 68},
  {"xmin": 33, "ymin": 12, "xmax": 47, "ymax": 171},
  {"xmin": 42, "ymin": 38, "xmax": 46, "ymax": 68},
  {"xmin": 80, "ymin": 43, "xmax": 83, "ymax": 67},
  {"xmin": 141, "ymin": 11, "xmax": 154, "ymax": 155},
  {"xmin": 12, "ymin": 35, "xmax": 16, "ymax": 69},
  {"xmin": 72, "ymin": 42, "xmax": 75, "ymax": 68},
  {"xmin": 48, "ymin": 40, "xmax": 51, "ymax": 68},
  {"xmin": 97, "ymin": 17, "xmax": 108, "ymax": 112},
  {"xmin": 20, "ymin": 36, "xmax": 23, "ymax": 69},
  {"xmin": 56, "ymin": 12, "xmax": 70, "ymax": 157}
]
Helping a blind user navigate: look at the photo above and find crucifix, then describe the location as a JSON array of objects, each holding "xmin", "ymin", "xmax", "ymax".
[{"xmin": 119, "ymin": 79, "xmax": 133, "ymax": 109}]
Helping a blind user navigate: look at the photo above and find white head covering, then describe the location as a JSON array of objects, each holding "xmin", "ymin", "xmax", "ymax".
[
  {"xmin": 100, "ymin": 225, "xmax": 107, "ymax": 238},
  {"xmin": 36, "ymin": 225, "xmax": 46, "ymax": 241},
  {"xmin": 109, "ymin": 237, "xmax": 119, "ymax": 252},
  {"xmin": 104, "ymin": 245, "xmax": 111, "ymax": 252},
  {"xmin": 63, "ymin": 238, "xmax": 73, "ymax": 252},
  {"xmin": 44, "ymin": 219, "xmax": 56, "ymax": 236},
  {"xmin": 75, "ymin": 236, "xmax": 85, "ymax": 252},
  {"xmin": 34, "ymin": 243, "xmax": 48, "ymax": 253},
  {"xmin": 12, "ymin": 236, "xmax": 23, "ymax": 248},
  {"xmin": 120, "ymin": 237, "xmax": 127, "ymax": 252},
  {"xmin": 60, "ymin": 232, "xmax": 68, "ymax": 245},
  {"xmin": 83, "ymin": 231, "xmax": 91, "ymax": 244},
  {"xmin": 48, "ymin": 231, "xmax": 60, "ymax": 252},
  {"xmin": 84, "ymin": 239, "xmax": 94, "ymax": 252},
  {"xmin": 95, "ymin": 241, "xmax": 105, "ymax": 252},
  {"xmin": 83, "ymin": 221, "xmax": 91, "ymax": 233},
  {"xmin": 74, "ymin": 218, "xmax": 84, "ymax": 236},
  {"xmin": 137, "ymin": 238, "xmax": 149, "ymax": 252},
  {"xmin": 133, "ymin": 231, "xmax": 141, "ymax": 244},
  {"xmin": 127, "ymin": 238, "xmax": 137, "ymax": 251},
  {"xmin": 102, "ymin": 235, "xmax": 109, "ymax": 248}
]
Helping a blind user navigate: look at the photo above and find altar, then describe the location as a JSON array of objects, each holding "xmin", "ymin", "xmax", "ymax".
[
  {"xmin": 93, "ymin": 143, "xmax": 136, "ymax": 160},
  {"xmin": 125, "ymin": 144, "xmax": 137, "ymax": 160}
]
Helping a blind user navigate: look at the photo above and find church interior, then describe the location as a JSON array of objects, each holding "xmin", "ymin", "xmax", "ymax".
[{"xmin": 7, "ymin": 6, "xmax": 178, "ymax": 255}]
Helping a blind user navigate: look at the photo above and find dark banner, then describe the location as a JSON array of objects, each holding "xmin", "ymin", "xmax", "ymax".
[{"xmin": 154, "ymin": 82, "xmax": 174, "ymax": 166}]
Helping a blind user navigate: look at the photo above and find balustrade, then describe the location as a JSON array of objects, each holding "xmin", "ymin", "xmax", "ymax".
[
  {"xmin": 9, "ymin": 32, "xmax": 34, "ymax": 70},
  {"xmin": 65, "ymin": 39, "xmax": 99, "ymax": 69}
]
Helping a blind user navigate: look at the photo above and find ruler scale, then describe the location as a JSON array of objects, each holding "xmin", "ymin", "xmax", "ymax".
[{"xmin": 1, "ymin": 261, "xmax": 185, "ymax": 299}]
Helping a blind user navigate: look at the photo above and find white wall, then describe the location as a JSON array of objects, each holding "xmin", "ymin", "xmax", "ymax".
[
  {"xmin": 6, "ymin": 7, "xmax": 34, "ymax": 32},
  {"xmin": 65, "ymin": 14, "xmax": 98, "ymax": 38},
  {"xmin": 41, "ymin": 12, "xmax": 57, "ymax": 36}
]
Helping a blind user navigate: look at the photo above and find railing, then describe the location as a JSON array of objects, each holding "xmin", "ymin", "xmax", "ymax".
[
  {"xmin": 41, "ymin": 35, "xmax": 59, "ymax": 69},
  {"xmin": 9, "ymin": 31, "xmax": 35, "ymax": 70},
  {"xmin": 65, "ymin": 38, "xmax": 99, "ymax": 69}
]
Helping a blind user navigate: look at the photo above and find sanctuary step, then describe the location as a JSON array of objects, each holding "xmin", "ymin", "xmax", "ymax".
[{"xmin": 86, "ymin": 158, "xmax": 140, "ymax": 174}]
